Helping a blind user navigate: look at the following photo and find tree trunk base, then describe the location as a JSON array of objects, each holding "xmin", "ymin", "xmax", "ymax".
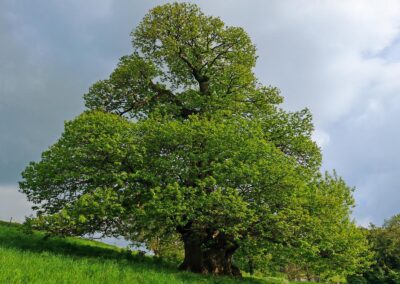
[{"xmin": 178, "ymin": 231, "xmax": 241, "ymax": 276}]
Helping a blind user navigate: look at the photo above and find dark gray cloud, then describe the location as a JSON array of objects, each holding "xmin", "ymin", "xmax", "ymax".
[{"xmin": 1, "ymin": 0, "xmax": 400, "ymax": 225}]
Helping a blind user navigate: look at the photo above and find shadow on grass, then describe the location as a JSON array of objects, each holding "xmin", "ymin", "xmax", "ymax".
[
  {"xmin": 0, "ymin": 221, "xmax": 265, "ymax": 283},
  {"xmin": 0, "ymin": 220, "xmax": 133, "ymax": 260}
]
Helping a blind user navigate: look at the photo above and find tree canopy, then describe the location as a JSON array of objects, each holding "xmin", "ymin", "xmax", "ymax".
[{"xmin": 20, "ymin": 2, "xmax": 371, "ymax": 279}]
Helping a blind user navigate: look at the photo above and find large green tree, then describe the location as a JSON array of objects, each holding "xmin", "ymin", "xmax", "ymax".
[{"xmin": 20, "ymin": 3, "xmax": 370, "ymax": 277}]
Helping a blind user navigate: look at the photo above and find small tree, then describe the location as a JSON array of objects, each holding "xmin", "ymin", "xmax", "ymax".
[{"xmin": 20, "ymin": 3, "xmax": 371, "ymax": 277}]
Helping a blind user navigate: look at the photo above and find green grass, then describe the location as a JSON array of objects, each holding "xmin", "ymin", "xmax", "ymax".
[{"xmin": 0, "ymin": 220, "xmax": 283, "ymax": 284}]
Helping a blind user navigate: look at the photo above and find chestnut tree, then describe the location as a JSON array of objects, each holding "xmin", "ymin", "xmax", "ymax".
[{"xmin": 20, "ymin": 3, "xmax": 371, "ymax": 278}]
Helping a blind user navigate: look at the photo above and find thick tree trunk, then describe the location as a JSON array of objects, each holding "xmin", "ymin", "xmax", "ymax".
[{"xmin": 178, "ymin": 230, "xmax": 241, "ymax": 276}]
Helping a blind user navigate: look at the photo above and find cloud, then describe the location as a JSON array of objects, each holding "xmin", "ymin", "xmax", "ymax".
[
  {"xmin": 312, "ymin": 129, "xmax": 330, "ymax": 149},
  {"xmin": 0, "ymin": 185, "xmax": 32, "ymax": 222}
]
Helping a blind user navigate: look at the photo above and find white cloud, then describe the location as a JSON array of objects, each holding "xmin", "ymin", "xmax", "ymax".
[{"xmin": 312, "ymin": 129, "xmax": 330, "ymax": 149}]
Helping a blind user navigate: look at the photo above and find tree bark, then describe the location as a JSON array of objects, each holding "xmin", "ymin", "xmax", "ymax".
[{"xmin": 178, "ymin": 230, "xmax": 241, "ymax": 276}]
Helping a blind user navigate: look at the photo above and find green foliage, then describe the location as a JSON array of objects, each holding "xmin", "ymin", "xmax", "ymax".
[
  {"xmin": 133, "ymin": 3, "xmax": 256, "ymax": 95},
  {"xmin": 20, "ymin": 1, "xmax": 371, "ymax": 279},
  {"xmin": 349, "ymin": 214, "xmax": 400, "ymax": 284},
  {"xmin": 234, "ymin": 173, "xmax": 372, "ymax": 281}
]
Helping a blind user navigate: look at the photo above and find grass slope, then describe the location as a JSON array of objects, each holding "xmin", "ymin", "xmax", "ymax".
[{"xmin": 0, "ymin": 220, "xmax": 289, "ymax": 284}]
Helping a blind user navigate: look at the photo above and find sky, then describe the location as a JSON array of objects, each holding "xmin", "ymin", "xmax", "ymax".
[{"xmin": 1, "ymin": 0, "xmax": 400, "ymax": 226}]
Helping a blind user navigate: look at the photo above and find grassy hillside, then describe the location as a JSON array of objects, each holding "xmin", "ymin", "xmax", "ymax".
[{"xmin": 0, "ymin": 220, "xmax": 293, "ymax": 284}]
